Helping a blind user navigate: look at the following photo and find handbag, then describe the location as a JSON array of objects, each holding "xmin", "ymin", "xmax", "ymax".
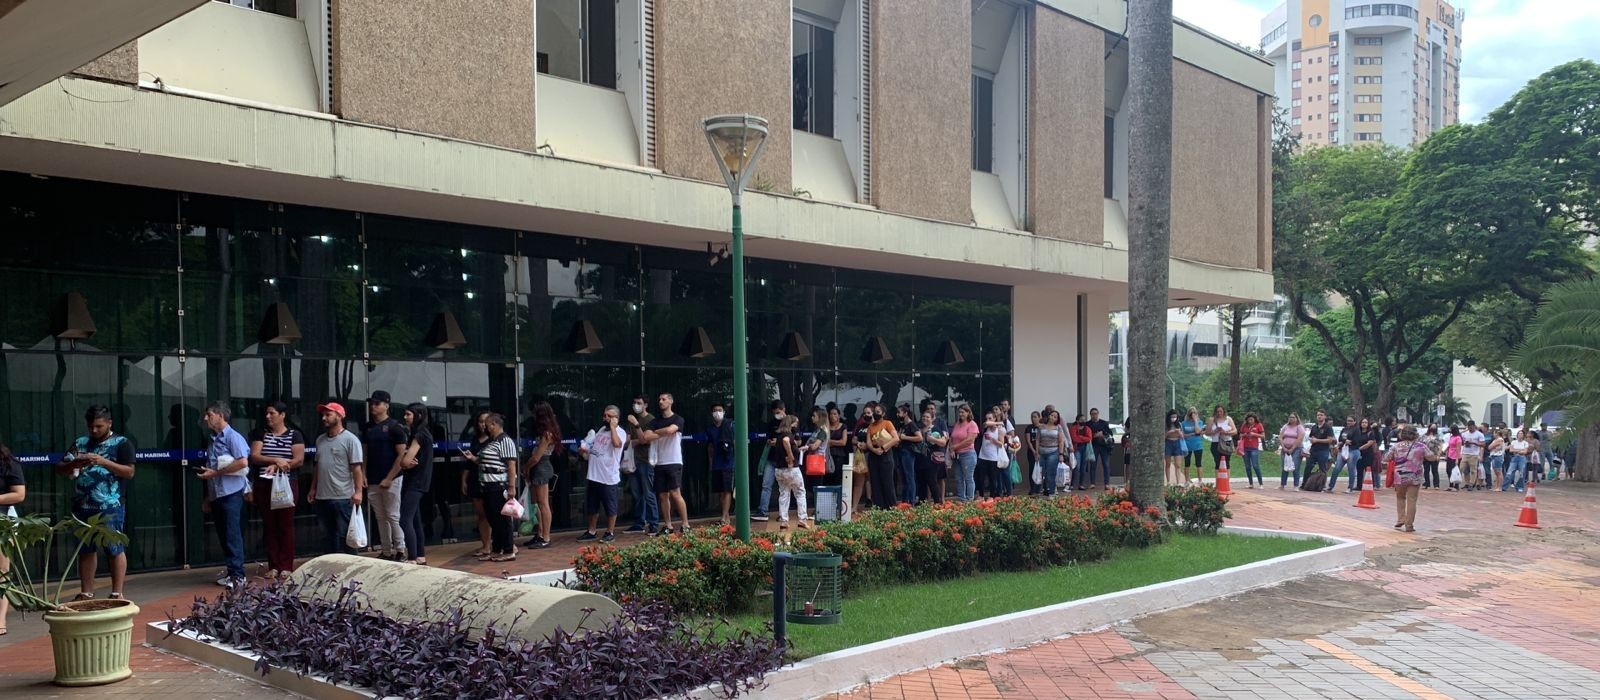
[
  {"xmin": 269, "ymin": 473, "xmax": 295, "ymax": 510},
  {"xmin": 804, "ymin": 452, "xmax": 827, "ymax": 477},
  {"xmin": 1217, "ymin": 437, "xmax": 1236, "ymax": 456},
  {"xmin": 345, "ymin": 507, "xmax": 368, "ymax": 549}
]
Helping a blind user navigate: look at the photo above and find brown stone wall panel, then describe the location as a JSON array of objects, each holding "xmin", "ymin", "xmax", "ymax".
[
  {"xmin": 870, "ymin": 0, "xmax": 970, "ymax": 223},
  {"xmin": 654, "ymin": 0, "xmax": 790, "ymax": 190},
  {"xmin": 1029, "ymin": 9, "xmax": 1104, "ymax": 243},
  {"xmin": 1170, "ymin": 61, "xmax": 1261, "ymax": 268},
  {"xmin": 333, "ymin": 0, "xmax": 535, "ymax": 151},
  {"xmin": 74, "ymin": 42, "xmax": 138, "ymax": 84}
]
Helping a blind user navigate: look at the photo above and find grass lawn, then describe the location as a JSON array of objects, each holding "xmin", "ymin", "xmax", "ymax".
[{"xmin": 729, "ymin": 532, "xmax": 1326, "ymax": 659}]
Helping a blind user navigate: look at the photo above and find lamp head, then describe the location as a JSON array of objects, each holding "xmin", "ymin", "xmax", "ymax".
[{"xmin": 703, "ymin": 114, "xmax": 770, "ymax": 196}]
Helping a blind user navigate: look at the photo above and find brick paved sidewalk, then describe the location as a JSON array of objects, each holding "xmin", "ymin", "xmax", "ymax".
[{"xmin": 835, "ymin": 481, "xmax": 1600, "ymax": 700}]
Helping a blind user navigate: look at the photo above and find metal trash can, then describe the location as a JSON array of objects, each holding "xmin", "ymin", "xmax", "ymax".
[{"xmin": 783, "ymin": 552, "xmax": 842, "ymax": 625}]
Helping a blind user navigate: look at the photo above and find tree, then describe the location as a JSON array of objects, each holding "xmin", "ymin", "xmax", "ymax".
[
  {"xmin": 1514, "ymin": 277, "xmax": 1600, "ymax": 481},
  {"xmin": 1439, "ymin": 292, "xmax": 1540, "ymax": 402},
  {"xmin": 1124, "ymin": 0, "xmax": 1174, "ymax": 510},
  {"xmin": 1182, "ymin": 304, "xmax": 1245, "ymax": 407},
  {"xmin": 1289, "ymin": 306, "xmax": 1451, "ymax": 421},
  {"xmin": 1186, "ymin": 350, "xmax": 1317, "ymax": 428}
]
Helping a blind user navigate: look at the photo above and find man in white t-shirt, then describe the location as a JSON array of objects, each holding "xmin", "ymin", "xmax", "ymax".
[
  {"xmin": 639, "ymin": 393, "xmax": 688, "ymax": 535},
  {"xmin": 577, "ymin": 405, "xmax": 627, "ymax": 543},
  {"xmin": 1460, "ymin": 422, "xmax": 1486, "ymax": 491}
]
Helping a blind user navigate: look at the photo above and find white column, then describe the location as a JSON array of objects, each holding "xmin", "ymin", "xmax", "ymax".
[
  {"xmin": 1012, "ymin": 286, "xmax": 1078, "ymax": 417},
  {"xmin": 1082, "ymin": 293, "xmax": 1111, "ymax": 416}
]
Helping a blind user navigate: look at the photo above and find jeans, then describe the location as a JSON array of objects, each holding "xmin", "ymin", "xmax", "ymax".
[
  {"xmin": 1092, "ymin": 443, "xmax": 1112, "ymax": 487},
  {"xmin": 211, "ymin": 490, "xmax": 245, "ymax": 581},
  {"xmin": 1490, "ymin": 454, "xmax": 1505, "ymax": 487},
  {"xmin": 316, "ymin": 499, "xmax": 355, "ymax": 555},
  {"xmin": 1328, "ymin": 450, "xmax": 1353, "ymax": 490},
  {"xmin": 757, "ymin": 462, "xmax": 778, "ymax": 515},
  {"xmin": 368, "ymin": 476, "xmax": 404, "ymax": 555},
  {"xmin": 1074, "ymin": 444, "xmax": 1095, "ymax": 488},
  {"xmin": 1354, "ymin": 460, "xmax": 1381, "ymax": 490},
  {"xmin": 1308, "ymin": 449, "xmax": 1330, "ymax": 479},
  {"xmin": 399, "ymin": 490, "xmax": 427, "ymax": 560},
  {"xmin": 897, "ymin": 450, "xmax": 918, "ymax": 505},
  {"xmin": 1423, "ymin": 460, "xmax": 1439, "ymax": 488},
  {"xmin": 631, "ymin": 460, "xmax": 660, "ymax": 528},
  {"xmin": 954, "ymin": 450, "xmax": 977, "ymax": 501},
  {"xmin": 991, "ymin": 459, "xmax": 1013, "ymax": 496},
  {"xmin": 1502, "ymin": 455, "xmax": 1527, "ymax": 491},
  {"xmin": 1280, "ymin": 450, "xmax": 1301, "ymax": 487},
  {"xmin": 1038, "ymin": 449, "xmax": 1061, "ymax": 495},
  {"xmin": 1242, "ymin": 448, "xmax": 1262, "ymax": 485}
]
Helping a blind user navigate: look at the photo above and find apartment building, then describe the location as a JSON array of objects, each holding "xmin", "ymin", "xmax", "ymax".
[
  {"xmin": 0, "ymin": 0, "xmax": 1272, "ymax": 572},
  {"xmin": 1261, "ymin": 0, "xmax": 1462, "ymax": 147}
]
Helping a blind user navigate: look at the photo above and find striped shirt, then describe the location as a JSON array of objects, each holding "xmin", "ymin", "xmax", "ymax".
[
  {"xmin": 477, "ymin": 435, "xmax": 518, "ymax": 484},
  {"xmin": 250, "ymin": 427, "xmax": 304, "ymax": 477}
]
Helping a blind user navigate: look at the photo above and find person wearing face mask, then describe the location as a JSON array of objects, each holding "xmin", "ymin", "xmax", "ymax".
[
  {"xmin": 623, "ymin": 394, "xmax": 660, "ymax": 534},
  {"xmin": 865, "ymin": 404, "xmax": 901, "ymax": 509},
  {"xmin": 706, "ymin": 403, "xmax": 736, "ymax": 524},
  {"xmin": 895, "ymin": 404, "xmax": 924, "ymax": 505},
  {"xmin": 756, "ymin": 400, "xmax": 793, "ymax": 522}
]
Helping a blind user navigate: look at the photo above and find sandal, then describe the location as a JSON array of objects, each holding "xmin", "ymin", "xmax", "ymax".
[
  {"xmin": 489, "ymin": 554, "xmax": 517, "ymax": 562},
  {"xmin": 72, "ymin": 592, "xmax": 94, "ymax": 602}
]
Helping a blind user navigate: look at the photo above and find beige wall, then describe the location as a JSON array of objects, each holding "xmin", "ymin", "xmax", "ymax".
[
  {"xmin": 74, "ymin": 43, "xmax": 138, "ymax": 84},
  {"xmin": 654, "ymin": 0, "xmax": 790, "ymax": 191},
  {"xmin": 1171, "ymin": 61, "xmax": 1263, "ymax": 270},
  {"xmin": 1029, "ymin": 8, "xmax": 1103, "ymax": 243},
  {"xmin": 332, "ymin": 0, "xmax": 534, "ymax": 151},
  {"xmin": 870, "ymin": 0, "xmax": 970, "ymax": 223}
]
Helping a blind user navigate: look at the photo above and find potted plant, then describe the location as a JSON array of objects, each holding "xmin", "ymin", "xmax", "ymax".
[{"xmin": 0, "ymin": 512, "xmax": 138, "ymax": 686}]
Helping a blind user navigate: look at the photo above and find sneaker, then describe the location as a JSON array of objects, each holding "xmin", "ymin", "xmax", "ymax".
[
  {"xmin": 625, "ymin": 523, "xmax": 646, "ymax": 533},
  {"xmin": 576, "ymin": 531, "xmax": 598, "ymax": 542},
  {"xmin": 601, "ymin": 532, "xmax": 616, "ymax": 543},
  {"xmin": 751, "ymin": 515, "xmax": 769, "ymax": 522},
  {"xmin": 533, "ymin": 539, "xmax": 551, "ymax": 549},
  {"xmin": 215, "ymin": 573, "xmax": 234, "ymax": 587},
  {"xmin": 646, "ymin": 525, "xmax": 660, "ymax": 536},
  {"xmin": 652, "ymin": 527, "xmax": 672, "ymax": 537},
  {"xmin": 523, "ymin": 536, "xmax": 546, "ymax": 548}
]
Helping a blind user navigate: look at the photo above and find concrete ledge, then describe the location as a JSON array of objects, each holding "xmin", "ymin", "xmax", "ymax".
[
  {"xmin": 147, "ymin": 621, "xmax": 378, "ymax": 700},
  {"xmin": 507, "ymin": 567, "xmax": 576, "ymax": 588},
  {"xmin": 718, "ymin": 526, "xmax": 1361, "ymax": 700}
]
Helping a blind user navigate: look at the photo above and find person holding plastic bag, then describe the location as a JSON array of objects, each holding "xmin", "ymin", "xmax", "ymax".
[
  {"xmin": 249, "ymin": 401, "xmax": 305, "ymax": 579},
  {"xmin": 309, "ymin": 401, "xmax": 365, "ymax": 555},
  {"xmin": 473, "ymin": 413, "xmax": 520, "ymax": 562}
]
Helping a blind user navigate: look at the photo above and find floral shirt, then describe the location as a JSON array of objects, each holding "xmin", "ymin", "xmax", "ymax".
[
  {"xmin": 1385, "ymin": 440, "xmax": 1428, "ymax": 487},
  {"xmin": 69, "ymin": 434, "xmax": 136, "ymax": 511}
]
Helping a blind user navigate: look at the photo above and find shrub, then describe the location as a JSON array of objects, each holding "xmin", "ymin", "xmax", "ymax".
[
  {"xmin": 166, "ymin": 578, "xmax": 783, "ymax": 700},
  {"xmin": 1162, "ymin": 485, "xmax": 1232, "ymax": 534},
  {"xmin": 573, "ymin": 496, "xmax": 1170, "ymax": 616}
]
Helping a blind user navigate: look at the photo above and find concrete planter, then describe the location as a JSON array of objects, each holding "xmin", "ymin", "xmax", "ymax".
[{"xmin": 43, "ymin": 598, "xmax": 140, "ymax": 686}]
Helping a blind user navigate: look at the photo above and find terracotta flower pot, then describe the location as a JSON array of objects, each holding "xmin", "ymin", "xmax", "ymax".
[{"xmin": 42, "ymin": 598, "xmax": 140, "ymax": 686}]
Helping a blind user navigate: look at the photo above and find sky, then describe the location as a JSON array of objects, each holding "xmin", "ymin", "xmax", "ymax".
[{"xmin": 1171, "ymin": 0, "xmax": 1600, "ymax": 123}]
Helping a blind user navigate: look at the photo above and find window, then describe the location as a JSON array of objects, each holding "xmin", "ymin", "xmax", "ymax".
[
  {"xmin": 1292, "ymin": 61, "xmax": 1302, "ymax": 70},
  {"xmin": 1356, "ymin": 76, "xmax": 1383, "ymax": 84},
  {"xmin": 1356, "ymin": 113, "xmax": 1383, "ymax": 122},
  {"xmin": 971, "ymin": 74, "xmax": 993, "ymax": 172},
  {"xmin": 1356, "ymin": 132, "xmax": 1383, "ymax": 141},
  {"xmin": 1356, "ymin": 57, "xmax": 1383, "ymax": 65},
  {"xmin": 1103, "ymin": 115, "xmax": 1115, "ymax": 198},
  {"xmin": 1261, "ymin": 22, "xmax": 1288, "ymax": 47},
  {"xmin": 1356, "ymin": 36, "xmax": 1384, "ymax": 46},
  {"xmin": 1292, "ymin": 117, "xmax": 1302, "ymax": 126},
  {"xmin": 537, "ymin": 0, "xmax": 618, "ymax": 88},
  {"xmin": 1355, "ymin": 94, "xmax": 1383, "ymax": 103},
  {"xmin": 215, "ymin": 0, "xmax": 295, "ymax": 17},
  {"xmin": 1191, "ymin": 343, "xmax": 1219, "ymax": 358},
  {"xmin": 1309, "ymin": 14, "xmax": 1323, "ymax": 28},
  {"xmin": 1316, "ymin": 57, "xmax": 1324, "ymax": 63},
  {"xmin": 793, "ymin": 18, "xmax": 836, "ymax": 137},
  {"xmin": 1292, "ymin": 98, "xmax": 1302, "ymax": 107},
  {"xmin": 1292, "ymin": 40, "xmax": 1302, "ymax": 50},
  {"xmin": 1345, "ymin": 4, "xmax": 1417, "ymax": 20},
  {"xmin": 1292, "ymin": 80, "xmax": 1302, "ymax": 89}
]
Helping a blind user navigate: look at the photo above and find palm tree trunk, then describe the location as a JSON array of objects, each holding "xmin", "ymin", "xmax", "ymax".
[
  {"xmin": 1576, "ymin": 423, "xmax": 1600, "ymax": 482},
  {"xmin": 1125, "ymin": 0, "xmax": 1174, "ymax": 510}
]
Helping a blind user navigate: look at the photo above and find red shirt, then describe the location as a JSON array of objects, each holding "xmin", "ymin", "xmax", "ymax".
[
  {"xmin": 1069, "ymin": 424, "xmax": 1093, "ymax": 447},
  {"xmin": 1239, "ymin": 422, "xmax": 1265, "ymax": 450}
]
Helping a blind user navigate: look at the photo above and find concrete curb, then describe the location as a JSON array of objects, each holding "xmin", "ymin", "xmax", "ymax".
[
  {"xmin": 147, "ymin": 621, "xmax": 380, "ymax": 700},
  {"xmin": 507, "ymin": 567, "xmax": 576, "ymax": 587},
  {"xmin": 711, "ymin": 526, "xmax": 1361, "ymax": 700}
]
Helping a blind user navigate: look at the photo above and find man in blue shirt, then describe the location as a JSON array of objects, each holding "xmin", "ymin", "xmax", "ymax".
[
  {"xmin": 200, "ymin": 402, "xmax": 251, "ymax": 587},
  {"xmin": 705, "ymin": 403, "xmax": 735, "ymax": 524},
  {"xmin": 56, "ymin": 405, "xmax": 137, "ymax": 600}
]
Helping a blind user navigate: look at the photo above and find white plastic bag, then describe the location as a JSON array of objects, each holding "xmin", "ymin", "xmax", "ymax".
[
  {"xmin": 269, "ymin": 473, "xmax": 295, "ymax": 510},
  {"xmin": 1031, "ymin": 463, "xmax": 1043, "ymax": 485},
  {"xmin": 501, "ymin": 496, "xmax": 526, "ymax": 520},
  {"xmin": 1056, "ymin": 463, "xmax": 1070, "ymax": 485},
  {"xmin": 1449, "ymin": 466, "xmax": 1462, "ymax": 485},
  {"xmin": 619, "ymin": 447, "xmax": 636, "ymax": 475},
  {"xmin": 345, "ymin": 506, "xmax": 368, "ymax": 549}
]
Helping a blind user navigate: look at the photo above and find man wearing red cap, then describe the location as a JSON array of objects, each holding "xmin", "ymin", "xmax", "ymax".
[{"xmin": 308, "ymin": 400, "xmax": 365, "ymax": 554}]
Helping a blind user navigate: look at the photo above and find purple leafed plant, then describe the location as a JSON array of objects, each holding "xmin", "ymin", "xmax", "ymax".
[{"xmin": 165, "ymin": 578, "xmax": 786, "ymax": 699}]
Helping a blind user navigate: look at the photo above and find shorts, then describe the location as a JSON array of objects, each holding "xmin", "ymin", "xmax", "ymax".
[
  {"xmin": 1164, "ymin": 439, "xmax": 1187, "ymax": 457},
  {"xmin": 711, "ymin": 469, "xmax": 734, "ymax": 494},
  {"xmin": 73, "ymin": 505, "xmax": 127, "ymax": 557},
  {"xmin": 584, "ymin": 480, "xmax": 619, "ymax": 517},
  {"xmin": 653, "ymin": 463, "xmax": 684, "ymax": 493},
  {"xmin": 529, "ymin": 457, "xmax": 556, "ymax": 487}
]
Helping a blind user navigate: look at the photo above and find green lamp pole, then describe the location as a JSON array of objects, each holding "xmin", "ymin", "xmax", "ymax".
[{"xmin": 704, "ymin": 114, "xmax": 770, "ymax": 543}]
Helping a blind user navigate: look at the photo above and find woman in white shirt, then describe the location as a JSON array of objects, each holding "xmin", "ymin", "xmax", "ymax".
[
  {"xmin": 1205, "ymin": 405, "xmax": 1238, "ymax": 474},
  {"xmin": 977, "ymin": 410, "xmax": 1009, "ymax": 498},
  {"xmin": 1505, "ymin": 430, "xmax": 1531, "ymax": 494}
]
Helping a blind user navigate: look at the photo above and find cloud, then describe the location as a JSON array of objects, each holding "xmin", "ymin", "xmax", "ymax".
[{"xmin": 1172, "ymin": 0, "xmax": 1600, "ymax": 123}]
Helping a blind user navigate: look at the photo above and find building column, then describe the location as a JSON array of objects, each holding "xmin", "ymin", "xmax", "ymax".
[{"xmin": 1012, "ymin": 287, "xmax": 1110, "ymax": 418}]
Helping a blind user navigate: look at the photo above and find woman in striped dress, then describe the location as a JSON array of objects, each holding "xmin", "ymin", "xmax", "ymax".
[{"xmin": 249, "ymin": 400, "xmax": 305, "ymax": 579}]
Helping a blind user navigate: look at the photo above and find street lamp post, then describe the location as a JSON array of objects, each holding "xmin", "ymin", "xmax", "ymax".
[{"xmin": 704, "ymin": 114, "xmax": 770, "ymax": 543}]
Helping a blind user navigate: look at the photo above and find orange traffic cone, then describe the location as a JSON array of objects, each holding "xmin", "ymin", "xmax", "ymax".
[
  {"xmin": 1354, "ymin": 469, "xmax": 1378, "ymax": 509},
  {"xmin": 1514, "ymin": 482, "xmax": 1541, "ymax": 529},
  {"xmin": 1215, "ymin": 465, "xmax": 1232, "ymax": 496}
]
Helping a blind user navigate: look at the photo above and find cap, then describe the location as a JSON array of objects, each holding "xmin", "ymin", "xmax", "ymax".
[
  {"xmin": 316, "ymin": 402, "xmax": 347, "ymax": 419},
  {"xmin": 367, "ymin": 390, "xmax": 392, "ymax": 405}
]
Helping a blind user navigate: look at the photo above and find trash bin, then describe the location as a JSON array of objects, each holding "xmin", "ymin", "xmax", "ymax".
[{"xmin": 783, "ymin": 552, "xmax": 842, "ymax": 625}]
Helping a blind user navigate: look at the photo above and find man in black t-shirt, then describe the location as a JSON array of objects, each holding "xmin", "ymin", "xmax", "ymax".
[
  {"xmin": 363, "ymin": 391, "xmax": 411, "ymax": 560},
  {"xmin": 1087, "ymin": 408, "xmax": 1113, "ymax": 489},
  {"xmin": 1307, "ymin": 410, "xmax": 1335, "ymax": 479}
]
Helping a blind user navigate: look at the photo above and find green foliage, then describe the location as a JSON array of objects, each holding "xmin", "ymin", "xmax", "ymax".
[
  {"xmin": 1184, "ymin": 350, "xmax": 1317, "ymax": 426},
  {"xmin": 1289, "ymin": 307, "xmax": 1450, "ymax": 419},
  {"xmin": 1515, "ymin": 277, "xmax": 1600, "ymax": 440},
  {"xmin": 1161, "ymin": 485, "xmax": 1232, "ymax": 534},
  {"xmin": 0, "ymin": 512, "xmax": 129, "ymax": 612},
  {"xmin": 1440, "ymin": 292, "xmax": 1541, "ymax": 400}
]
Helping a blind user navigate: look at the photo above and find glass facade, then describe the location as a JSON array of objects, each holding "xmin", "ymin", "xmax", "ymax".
[{"xmin": 0, "ymin": 172, "xmax": 1012, "ymax": 573}]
